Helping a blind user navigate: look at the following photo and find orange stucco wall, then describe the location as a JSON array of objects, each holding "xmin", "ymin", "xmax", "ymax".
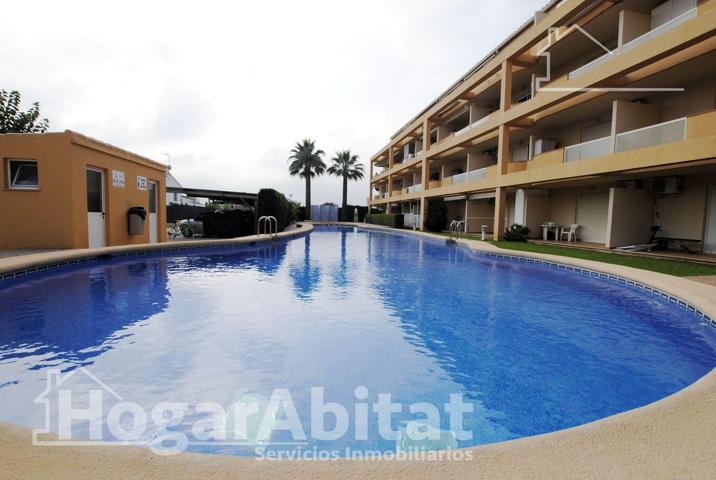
[{"xmin": 0, "ymin": 131, "xmax": 167, "ymax": 249}]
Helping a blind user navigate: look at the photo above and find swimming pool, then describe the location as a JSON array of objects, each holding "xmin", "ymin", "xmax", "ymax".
[{"xmin": 1, "ymin": 226, "xmax": 715, "ymax": 456}]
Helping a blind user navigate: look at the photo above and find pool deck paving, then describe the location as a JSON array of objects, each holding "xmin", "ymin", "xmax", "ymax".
[{"xmin": 1, "ymin": 222, "xmax": 715, "ymax": 479}]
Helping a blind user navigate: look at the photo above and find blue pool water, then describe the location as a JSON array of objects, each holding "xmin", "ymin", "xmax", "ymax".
[{"xmin": 1, "ymin": 226, "xmax": 715, "ymax": 456}]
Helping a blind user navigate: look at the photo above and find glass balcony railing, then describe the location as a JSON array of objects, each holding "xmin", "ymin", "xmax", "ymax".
[
  {"xmin": 615, "ymin": 118, "xmax": 686, "ymax": 153},
  {"xmin": 621, "ymin": 7, "xmax": 696, "ymax": 54},
  {"xmin": 451, "ymin": 167, "xmax": 488, "ymax": 184},
  {"xmin": 405, "ymin": 184, "xmax": 423, "ymax": 194},
  {"xmin": 564, "ymin": 136, "xmax": 612, "ymax": 162}
]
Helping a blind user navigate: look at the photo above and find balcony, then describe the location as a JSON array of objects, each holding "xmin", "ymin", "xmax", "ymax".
[
  {"xmin": 564, "ymin": 137, "xmax": 613, "ymax": 162},
  {"xmin": 621, "ymin": 5, "xmax": 697, "ymax": 54},
  {"xmin": 451, "ymin": 168, "xmax": 489, "ymax": 185},
  {"xmin": 405, "ymin": 184, "xmax": 423, "ymax": 194},
  {"xmin": 615, "ymin": 118, "xmax": 686, "ymax": 153},
  {"xmin": 568, "ymin": 50, "xmax": 615, "ymax": 79}
]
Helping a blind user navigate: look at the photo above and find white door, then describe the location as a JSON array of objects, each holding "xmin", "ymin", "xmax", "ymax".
[
  {"xmin": 576, "ymin": 192, "xmax": 609, "ymax": 244},
  {"xmin": 704, "ymin": 186, "xmax": 716, "ymax": 253},
  {"xmin": 86, "ymin": 168, "xmax": 106, "ymax": 248},
  {"xmin": 148, "ymin": 181, "xmax": 158, "ymax": 244}
]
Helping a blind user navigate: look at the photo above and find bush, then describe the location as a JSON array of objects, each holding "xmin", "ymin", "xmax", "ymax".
[
  {"xmin": 199, "ymin": 209, "xmax": 255, "ymax": 238},
  {"xmin": 339, "ymin": 205, "xmax": 370, "ymax": 222},
  {"xmin": 503, "ymin": 224, "xmax": 530, "ymax": 242},
  {"xmin": 255, "ymin": 188, "xmax": 295, "ymax": 232},
  {"xmin": 365, "ymin": 213, "xmax": 404, "ymax": 228},
  {"xmin": 424, "ymin": 200, "xmax": 448, "ymax": 232}
]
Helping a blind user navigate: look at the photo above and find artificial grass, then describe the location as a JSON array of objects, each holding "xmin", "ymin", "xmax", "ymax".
[{"xmin": 490, "ymin": 241, "xmax": 716, "ymax": 277}]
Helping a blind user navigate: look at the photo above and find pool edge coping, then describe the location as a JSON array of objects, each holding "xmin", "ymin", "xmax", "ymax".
[{"xmin": 1, "ymin": 220, "xmax": 715, "ymax": 478}]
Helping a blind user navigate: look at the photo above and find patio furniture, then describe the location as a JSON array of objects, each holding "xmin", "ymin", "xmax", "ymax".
[
  {"xmin": 540, "ymin": 223, "xmax": 562, "ymax": 241},
  {"xmin": 560, "ymin": 224, "xmax": 579, "ymax": 242}
]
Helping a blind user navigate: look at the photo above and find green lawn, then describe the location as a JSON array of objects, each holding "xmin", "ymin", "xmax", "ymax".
[
  {"xmin": 490, "ymin": 241, "xmax": 716, "ymax": 277},
  {"xmin": 426, "ymin": 231, "xmax": 716, "ymax": 277}
]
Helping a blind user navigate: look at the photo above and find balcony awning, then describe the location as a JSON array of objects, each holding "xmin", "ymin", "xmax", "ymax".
[{"xmin": 469, "ymin": 192, "xmax": 496, "ymax": 200}]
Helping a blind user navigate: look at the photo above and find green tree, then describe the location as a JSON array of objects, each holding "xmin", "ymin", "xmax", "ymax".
[
  {"xmin": 0, "ymin": 90, "xmax": 49, "ymax": 134},
  {"xmin": 288, "ymin": 139, "xmax": 326, "ymax": 220},
  {"xmin": 328, "ymin": 150, "xmax": 364, "ymax": 221}
]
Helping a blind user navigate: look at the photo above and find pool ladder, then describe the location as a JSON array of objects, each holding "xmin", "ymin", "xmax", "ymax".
[
  {"xmin": 447, "ymin": 220, "xmax": 467, "ymax": 245},
  {"xmin": 258, "ymin": 216, "xmax": 278, "ymax": 240}
]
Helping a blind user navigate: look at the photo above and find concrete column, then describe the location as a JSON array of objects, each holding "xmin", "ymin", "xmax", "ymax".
[
  {"xmin": 497, "ymin": 124, "xmax": 511, "ymax": 175},
  {"xmin": 419, "ymin": 196, "xmax": 427, "ymax": 231},
  {"xmin": 422, "ymin": 119, "xmax": 432, "ymax": 152},
  {"xmin": 500, "ymin": 60, "xmax": 513, "ymax": 112},
  {"xmin": 493, "ymin": 187, "xmax": 507, "ymax": 240},
  {"xmin": 388, "ymin": 148, "xmax": 394, "ymax": 169},
  {"xmin": 369, "ymin": 160, "xmax": 374, "ymax": 203}
]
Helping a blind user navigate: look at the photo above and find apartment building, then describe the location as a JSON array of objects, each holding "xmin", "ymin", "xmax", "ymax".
[{"xmin": 369, "ymin": 0, "xmax": 716, "ymax": 251}]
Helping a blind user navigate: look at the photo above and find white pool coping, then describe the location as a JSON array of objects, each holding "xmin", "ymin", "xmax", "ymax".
[{"xmin": 1, "ymin": 221, "xmax": 715, "ymax": 479}]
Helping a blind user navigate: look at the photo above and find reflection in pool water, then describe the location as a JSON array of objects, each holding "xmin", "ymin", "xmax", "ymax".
[{"xmin": 0, "ymin": 226, "xmax": 715, "ymax": 456}]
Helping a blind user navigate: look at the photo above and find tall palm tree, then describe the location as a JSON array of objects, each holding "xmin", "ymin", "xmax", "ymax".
[
  {"xmin": 288, "ymin": 139, "xmax": 326, "ymax": 220},
  {"xmin": 327, "ymin": 150, "xmax": 364, "ymax": 221}
]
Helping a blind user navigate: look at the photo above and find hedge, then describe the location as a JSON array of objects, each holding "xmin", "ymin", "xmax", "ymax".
[
  {"xmin": 338, "ymin": 205, "xmax": 370, "ymax": 222},
  {"xmin": 425, "ymin": 200, "xmax": 448, "ymax": 232},
  {"xmin": 365, "ymin": 213, "xmax": 404, "ymax": 228},
  {"xmin": 198, "ymin": 209, "xmax": 255, "ymax": 238},
  {"xmin": 255, "ymin": 188, "xmax": 295, "ymax": 232}
]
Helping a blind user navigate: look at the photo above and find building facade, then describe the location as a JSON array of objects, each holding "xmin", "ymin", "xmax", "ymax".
[
  {"xmin": 369, "ymin": 0, "xmax": 716, "ymax": 251},
  {"xmin": 0, "ymin": 130, "xmax": 167, "ymax": 250}
]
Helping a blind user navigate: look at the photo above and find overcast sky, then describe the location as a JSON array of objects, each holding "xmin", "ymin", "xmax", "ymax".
[{"xmin": 3, "ymin": 0, "xmax": 546, "ymax": 205}]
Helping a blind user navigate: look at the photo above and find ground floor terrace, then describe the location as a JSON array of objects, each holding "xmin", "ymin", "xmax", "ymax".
[{"xmin": 377, "ymin": 161, "xmax": 716, "ymax": 254}]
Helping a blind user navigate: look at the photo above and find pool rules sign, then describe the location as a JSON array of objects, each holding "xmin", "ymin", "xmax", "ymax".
[
  {"xmin": 136, "ymin": 176, "xmax": 147, "ymax": 191},
  {"xmin": 112, "ymin": 170, "xmax": 125, "ymax": 188}
]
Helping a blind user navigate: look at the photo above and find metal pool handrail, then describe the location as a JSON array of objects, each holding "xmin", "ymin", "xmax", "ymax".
[{"xmin": 257, "ymin": 216, "xmax": 278, "ymax": 239}]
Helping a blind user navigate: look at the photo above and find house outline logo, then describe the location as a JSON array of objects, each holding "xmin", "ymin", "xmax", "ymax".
[
  {"xmin": 532, "ymin": 25, "xmax": 684, "ymax": 94},
  {"xmin": 33, "ymin": 367, "xmax": 123, "ymax": 446}
]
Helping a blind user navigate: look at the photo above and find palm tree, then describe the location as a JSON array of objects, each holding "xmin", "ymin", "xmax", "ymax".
[
  {"xmin": 288, "ymin": 139, "xmax": 326, "ymax": 220},
  {"xmin": 327, "ymin": 150, "xmax": 364, "ymax": 221}
]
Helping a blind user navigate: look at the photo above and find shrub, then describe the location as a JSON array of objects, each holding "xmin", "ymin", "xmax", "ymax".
[
  {"xmin": 424, "ymin": 200, "xmax": 448, "ymax": 232},
  {"xmin": 365, "ymin": 213, "xmax": 404, "ymax": 228},
  {"xmin": 339, "ymin": 205, "xmax": 370, "ymax": 222},
  {"xmin": 255, "ymin": 188, "xmax": 295, "ymax": 232},
  {"xmin": 503, "ymin": 224, "xmax": 530, "ymax": 242},
  {"xmin": 199, "ymin": 209, "xmax": 254, "ymax": 238}
]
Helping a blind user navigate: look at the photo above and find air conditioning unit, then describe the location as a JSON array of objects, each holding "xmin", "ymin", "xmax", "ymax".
[
  {"xmin": 651, "ymin": 176, "xmax": 683, "ymax": 195},
  {"xmin": 533, "ymin": 139, "xmax": 556, "ymax": 155}
]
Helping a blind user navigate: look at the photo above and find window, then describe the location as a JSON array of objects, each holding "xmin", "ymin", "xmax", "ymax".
[{"xmin": 7, "ymin": 160, "xmax": 39, "ymax": 189}]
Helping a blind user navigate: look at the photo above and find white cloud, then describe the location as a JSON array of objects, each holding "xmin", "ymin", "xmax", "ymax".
[{"xmin": 1, "ymin": 0, "xmax": 546, "ymax": 205}]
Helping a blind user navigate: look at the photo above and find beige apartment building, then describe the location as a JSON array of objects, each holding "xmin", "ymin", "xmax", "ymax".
[{"xmin": 369, "ymin": 0, "xmax": 716, "ymax": 251}]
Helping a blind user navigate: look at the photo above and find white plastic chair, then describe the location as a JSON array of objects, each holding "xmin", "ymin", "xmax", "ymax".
[{"xmin": 560, "ymin": 224, "xmax": 579, "ymax": 242}]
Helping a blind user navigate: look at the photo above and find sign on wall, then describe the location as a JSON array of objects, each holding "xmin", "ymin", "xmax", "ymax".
[
  {"xmin": 112, "ymin": 170, "xmax": 125, "ymax": 188},
  {"xmin": 136, "ymin": 176, "xmax": 147, "ymax": 191}
]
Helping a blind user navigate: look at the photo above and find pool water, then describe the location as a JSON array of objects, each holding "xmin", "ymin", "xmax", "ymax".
[{"xmin": 1, "ymin": 226, "xmax": 715, "ymax": 456}]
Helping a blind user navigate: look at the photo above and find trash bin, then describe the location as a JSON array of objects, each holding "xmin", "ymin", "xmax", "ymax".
[{"xmin": 128, "ymin": 206, "xmax": 147, "ymax": 235}]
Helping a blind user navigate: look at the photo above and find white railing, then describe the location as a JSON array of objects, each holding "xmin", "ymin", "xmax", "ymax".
[
  {"xmin": 452, "ymin": 114, "xmax": 491, "ymax": 138},
  {"xmin": 564, "ymin": 136, "xmax": 613, "ymax": 162},
  {"xmin": 405, "ymin": 184, "xmax": 423, "ymax": 194},
  {"xmin": 451, "ymin": 168, "xmax": 488, "ymax": 184},
  {"xmin": 403, "ymin": 213, "xmax": 421, "ymax": 228},
  {"xmin": 615, "ymin": 117, "xmax": 686, "ymax": 153},
  {"xmin": 621, "ymin": 7, "xmax": 696, "ymax": 54},
  {"xmin": 568, "ymin": 50, "xmax": 615, "ymax": 79},
  {"xmin": 566, "ymin": 6, "xmax": 696, "ymax": 80}
]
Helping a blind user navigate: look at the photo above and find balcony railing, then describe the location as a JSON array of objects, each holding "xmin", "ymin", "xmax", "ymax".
[
  {"xmin": 402, "ymin": 213, "xmax": 421, "ymax": 228},
  {"xmin": 568, "ymin": 50, "xmax": 615, "ymax": 79},
  {"xmin": 615, "ymin": 117, "xmax": 686, "ymax": 153},
  {"xmin": 566, "ymin": 5, "xmax": 696, "ymax": 80},
  {"xmin": 452, "ymin": 114, "xmax": 491, "ymax": 138},
  {"xmin": 564, "ymin": 136, "xmax": 612, "ymax": 162},
  {"xmin": 621, "ymin": 7, "xmax": 696, "ymax": 54},
  {"xmin": 451, "ymin": 168, "xmax": 488, "ymax": 184},
  {"xmin": 405, "ymin": 184, "xmax": 423, "ymax": 194}
]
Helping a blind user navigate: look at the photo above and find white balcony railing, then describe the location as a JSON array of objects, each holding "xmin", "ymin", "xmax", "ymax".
[
  {"xmin": 452, "ymin": 114, "xmax": 491, "ymax": 138},
  {"xmin": 621, "ymin": 7, "xmax": 696, "ymax": 54},
  {"xmin": 615, "ymin": 117, "xmax": 686, "ymax": 153},
  {"xmin": 567, "ymin": 5, "xmax": 696, "ymax": 80},
  {"xmin": 564, "ymin": 136, "xmax": 613, "ymax": 162},
  {"xmin": 568, "ymin": 50, "xmax": 615, "ymax": 79},
  {"xmin": 405, "ymin": 184, "xmax": 423, "ymax": 194},
  {"xmin": 451, "ymin": 168, "xmax": 488, "ymax": 184}
]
